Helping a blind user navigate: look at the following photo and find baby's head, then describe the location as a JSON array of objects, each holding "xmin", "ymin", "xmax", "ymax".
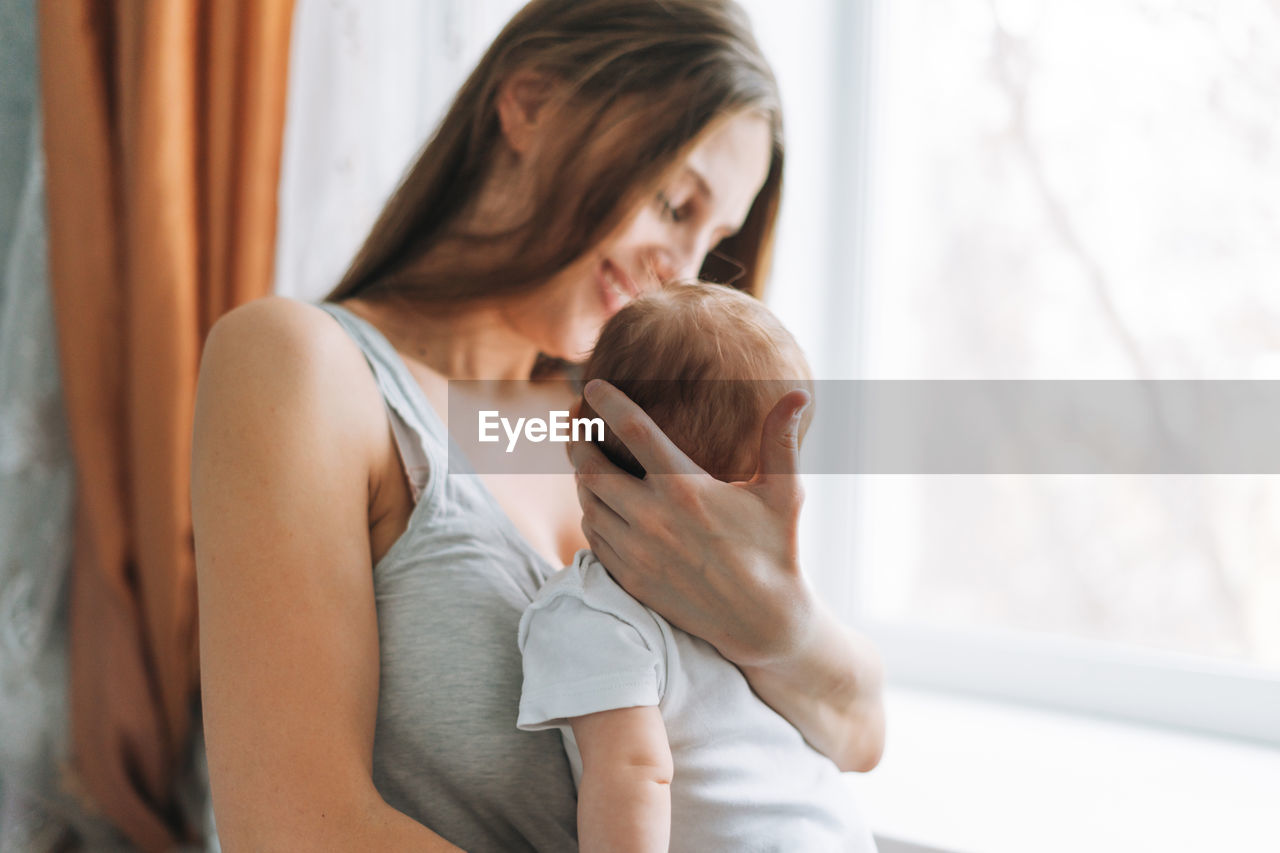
[{"xmin": 577, "ymin": 282, "xmax": 812, "ymax": 482}]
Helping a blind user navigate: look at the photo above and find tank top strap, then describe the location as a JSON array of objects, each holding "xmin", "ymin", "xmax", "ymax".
[{"xmin": 317, "ymin": 301, "xmax": 446, "ymax": 504}]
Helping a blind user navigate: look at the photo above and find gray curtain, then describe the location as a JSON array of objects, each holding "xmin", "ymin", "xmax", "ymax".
[{"xmin": 0, "ymin": 0, "xmax": 79, "ymax": 849}]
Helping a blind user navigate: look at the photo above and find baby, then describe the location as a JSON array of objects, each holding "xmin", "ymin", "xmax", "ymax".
[{"xmin": 517, "ymin": 283, "xmax": 876, "ymax": 852}]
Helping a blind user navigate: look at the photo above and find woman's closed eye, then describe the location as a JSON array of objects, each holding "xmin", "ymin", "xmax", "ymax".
[{"xmin": 656, "ymin": 190, "xmax": 695, "ymax": 224}]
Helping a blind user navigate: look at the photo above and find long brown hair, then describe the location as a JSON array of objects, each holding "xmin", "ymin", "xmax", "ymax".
[{"xmin": 326, "ymin": 0, "xmax": 784, "ymax": 307}]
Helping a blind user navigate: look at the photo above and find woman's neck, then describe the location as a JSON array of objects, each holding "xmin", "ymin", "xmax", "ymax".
[{"xmin": 341, "ymin": 295, "xmax": 540, "ymax": 381}]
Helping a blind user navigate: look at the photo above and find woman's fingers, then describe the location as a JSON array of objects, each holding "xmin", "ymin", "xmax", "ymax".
[
  {"xmin": 567, "ymin": 382, "xmax": 815, "ymax": 666},
  {"xmin": 583, "ymin": 533, "xmax": 628, "ymax": 586},
  {"xmin": 749, "ymin": 389, "xmax": 810, "ymax": 518},
  {"xmin": 577, "ymin": 477, "xmax": 629, "ymax": 538},
  {"xmin": 582, "ymin": 380, "xmax": 703, "ymax": 476},
  {"xmin": 577, "ymin": 490, "xmax": 629, "ymax": 581},
  {"xmin": 568, "ymin": 438, "xmax": 647, "ymax": 519}
]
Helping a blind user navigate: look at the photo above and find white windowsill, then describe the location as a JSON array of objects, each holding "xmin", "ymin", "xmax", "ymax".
[{"xmin": 844, "ymin": 686, "xmax": 1280, "ymax": 853}]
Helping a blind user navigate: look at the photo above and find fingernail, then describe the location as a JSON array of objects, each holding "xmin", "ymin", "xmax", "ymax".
[{"xmin": 584, "ymin": 379, "xmax": 602, "ymax": 399}]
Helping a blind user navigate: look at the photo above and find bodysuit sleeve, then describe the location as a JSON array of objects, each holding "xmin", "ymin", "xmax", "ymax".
[{"xmin": 517, "ymin": 553, "xmax": 667, "ymax": 731}]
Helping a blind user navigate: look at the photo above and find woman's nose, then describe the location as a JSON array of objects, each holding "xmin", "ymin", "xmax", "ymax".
[
  {"xmin": 647, "ymin": 249, "xmax": 681, "ymax": 287},
  {"xmin": 649, "ymin": 242, "xmax": 705, "ymax": 286}
]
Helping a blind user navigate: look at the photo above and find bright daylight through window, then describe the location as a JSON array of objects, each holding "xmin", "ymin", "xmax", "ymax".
[{"xmin": 851, "ymin": 0, "xmax": 1280, "ymax": 688}]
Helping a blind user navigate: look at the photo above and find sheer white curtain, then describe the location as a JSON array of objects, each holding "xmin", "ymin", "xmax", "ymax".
[{"xmin": 273, "ymin": 0, "xmax": 526, "ymax": 303}]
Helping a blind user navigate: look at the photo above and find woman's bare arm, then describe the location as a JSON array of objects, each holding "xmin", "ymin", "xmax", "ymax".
[
  {"xmin": 568, "ymin": 380, "xmax": 885, "ymax": 773},
  {"xmin": 735, "ymin": 605, "xmax": 885, "ymax": 773},
  {"xmin": 192, "ymin": 298, "xmax": 461, "ymax": 851}
]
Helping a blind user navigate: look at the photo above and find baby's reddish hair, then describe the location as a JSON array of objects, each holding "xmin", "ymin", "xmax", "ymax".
[{"xmin": 579, "ymin": 282, "xmax": 812, "ymax": 481}]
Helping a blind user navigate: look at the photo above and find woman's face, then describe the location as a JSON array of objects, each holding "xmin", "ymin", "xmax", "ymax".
[{"xmin": 514, "ymin": 111, "xmax": 775, "ymax": 362}]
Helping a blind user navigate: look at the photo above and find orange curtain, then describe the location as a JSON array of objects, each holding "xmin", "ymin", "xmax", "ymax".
[{"xmin": 38, "ymin": 1, "xmax": 295, "ymax": 849}]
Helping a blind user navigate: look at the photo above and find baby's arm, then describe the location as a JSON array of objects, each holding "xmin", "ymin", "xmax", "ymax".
[
  {"xmin": 518, "ymin": 559, "xmax": 673, "ymax": 848},
  {"xmin": 571, "ymin": 706, "xmax": 672, "ymax": 853}
]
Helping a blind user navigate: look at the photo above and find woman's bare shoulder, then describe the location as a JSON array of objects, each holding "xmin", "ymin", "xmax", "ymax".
[
  {"xmin": 203, "ymin": 297, "xmax": 375, "ymax": 402},
  {"xmin": 204, "ymin": 296, "xmax": 362, "ymax": 377},
  {"xmin": 196, "ymin": 296, "xmax": 385, "ymax": 466}
]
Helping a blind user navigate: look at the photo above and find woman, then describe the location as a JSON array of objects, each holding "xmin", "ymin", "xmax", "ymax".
[{"xmin": 192, "ymin": 0, "xmax": 884, "ymax": 849}]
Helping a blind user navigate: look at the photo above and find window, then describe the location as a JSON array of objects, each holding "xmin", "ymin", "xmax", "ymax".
[{"xmin": 804, "ymin": 0, "xmax": 1280, "ymax": 743}]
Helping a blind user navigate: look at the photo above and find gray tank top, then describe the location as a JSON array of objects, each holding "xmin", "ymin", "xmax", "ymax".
[{"xmin": 318, "ymin": 302, "xmax": 579, "ymax": 852}]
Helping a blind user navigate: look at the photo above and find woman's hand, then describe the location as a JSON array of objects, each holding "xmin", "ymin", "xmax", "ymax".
[
  {"xmin": 570, "ymin": 380, "xmax": 810, "ymax": 665},
  {"xmin": 568, "ymin": 380, "xmax": 885, "ymax": 772}
]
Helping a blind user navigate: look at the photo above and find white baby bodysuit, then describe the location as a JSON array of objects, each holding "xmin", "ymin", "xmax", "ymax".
[{"xmin": 517, "ymin": 549, "xmax": 877, "ymax": 853}]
